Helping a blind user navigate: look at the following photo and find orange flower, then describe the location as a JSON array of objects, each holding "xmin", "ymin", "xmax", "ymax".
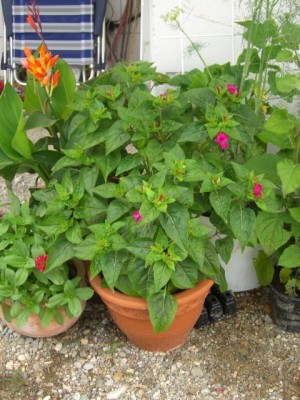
[
  {"xmin": 22, "ymin": 43, "xmax": 59, "ymax": 92},
  {"xmin": 27, "ymin": 14, "xmax": 38, "ymax": 34}
]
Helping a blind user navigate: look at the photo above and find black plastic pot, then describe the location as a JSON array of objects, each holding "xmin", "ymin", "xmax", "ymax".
[{"xmin": 270, "ymin": 272, "xmax": 300, "ymax": 333}]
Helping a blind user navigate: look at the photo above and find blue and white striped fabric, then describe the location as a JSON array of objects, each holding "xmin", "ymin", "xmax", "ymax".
[{"xmin": 12, "ymin": 0, "xmax": 94, "ymax": 66}]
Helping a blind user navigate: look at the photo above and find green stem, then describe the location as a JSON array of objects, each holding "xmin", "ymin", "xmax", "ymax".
[{"xmin": 174, "ymin": 19, "xmax": 213, "ymax": 81}]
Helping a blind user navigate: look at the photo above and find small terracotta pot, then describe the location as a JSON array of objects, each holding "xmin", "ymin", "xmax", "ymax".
[
  {"xmin": 0, "ymin": 303, "xmax": 86, "ymax": 338},
  {"xmin": 0, "ymin": 259, "xmax": 87, "ymax": 338},
  {"xmin": 89, "ymin": 270, "xmax": 213, "ymax": 352}
]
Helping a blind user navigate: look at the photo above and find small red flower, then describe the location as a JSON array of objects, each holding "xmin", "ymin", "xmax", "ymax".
[
  {"xmin": 214, "ymin": 132, "xmax": 229, "ymax": 149},
  {"xmin": 133, "ymin": 210, "xmax": 142, "ymax": 223},
  {"xmin": 253, "ymin": 183, "xmax": 263, "ymax": 198},
  {"xmin": 35, "ymin": 254, "xmax": 48, "ymax": 272},
  {"xmin": 0, "ymin": 81, "xmax": 4, "ymax": 95},
  {"xmin": 227, "ymin": 84, "xmax": 238, "ymax": 95}
]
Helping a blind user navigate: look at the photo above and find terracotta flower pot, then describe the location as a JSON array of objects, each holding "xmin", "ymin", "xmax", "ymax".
[
  {"xmin": 89, "ymin": 271, "xmax": 213, "ymax": 352},
  {"xmin": 0, "ymin": 302, "xmax": 86, "ymax": 338},
  {"xmin": 0, "ymin": 259, "xmax": 87, "ymax": 338}
]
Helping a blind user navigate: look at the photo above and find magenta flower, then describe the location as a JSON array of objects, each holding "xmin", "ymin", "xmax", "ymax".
[
  {"xmin": 227, "ymin": 84, "xmax": 238, "ymax": 95},
  {"xmin": 253, "ymin": 183, "xmax": 263, "ymax": 199},
  {"xmin": 35, "ymin": 254, "xmax": 48, "ymax": 272},
  {"xmin": 0, "ymin": 209, "xmax": 3, "ymax": 218},
  {"xmin": 214, "ymin": 132, "xmax": 229, "ymax": 149},
  {"xmin": 133, "ymin": 210, "xmax": 142, "ymax": 223}
]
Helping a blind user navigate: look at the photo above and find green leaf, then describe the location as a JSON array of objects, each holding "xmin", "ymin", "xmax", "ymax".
[
  {"xmin": 41, "ymin": 309, "xmax": 55, "ymax": 328},
  {"xmin": 16, "ymin": 309, "xmax": 30, "ymax": 328},
  {"xmin": 264, "ymin": 107, "xmax": 297, "ymax": 135},
  {"xmin": 74, "ymin": 196, "xmax": 107, "ymax": 220},
  {"xmin": 51, "ymin": 59, "xmax": 76, "ymax": 119},
  {"xmin": 289, "ymin": 208, "xmax": 300, "ymax": 224},
  {"xmin": 254, "ymin": 250, "xmax": 274, "ymax": 286},
  {"xmin": 1, "ymin": 303, "xmax": 12, "ymax": 322},
  {"xmin": 171, "ymin": 259, "xmax": 198, "ymax": 289},
  {"xmin": 116, "ymin": 154, "xmax": 143, "ymax": 176},
  {"xmin": 127, "ymin": 258, "xmax": 156, "ymax": 298},
  {"xmin": 188, "ymin": 237, "xmax": 205, "ymax": 268},
  {"xmin": 160, "ymin": 203, "xmax": 189, "ymax": 251},
  {"xmin": 105, "ymin": 121, "xmax": 130, "ymax": 155},
  {"xmin": 147, "ymin": 290, "xmax": 178, "ymax": 333},
  {"xmin": 46, "ymin": 236, "xmax": 74, "ymax": 271},
  {"xmin": 74, "ymin": 287, "xmax": 94, "ymax": 301},
  {"xmin": 14, "ymin": 269, "xmax": 29, "ymax": 286},
  {"xmin": 94, "ymin": 183, "xmax": 120, "ymax": 198},
  {"xmin": 276, "ymin": 74, "xmax": 300, "ymax": 93},
  {"xmin": 256, "ymin": 211, "xmax": 291, "ymax": 254},
  {"xmin": 106, "ymin": 200, "xmax": 131, "ymax": 224},
  {"xmin": 65, "ymin": 220, "xmax": 82, "ymax": 244},
  {"xmin": 101, "ymin": 251, "xmax": 127, "ymax": 290},
  {"xmin": 230, "ymin": 206, "xmax": 256, "ymax": 251},
  {"xmin": 153, "ymin": 261, "xmax": 173, "ymax": 291},
  {"xmin": 68, "ymin": 297, "xmax": 82, "ymax": 317},
  {"xmin": 277, "ymin": 159, "xmax": 300, "ymax": 197},
  {"xmin": 278, "ymin": 245, "xmax": 300, "ymax": 268},
  {"xmin": 209, "ymin": 188, "xmax": 231, "ymax": 223},
  {"xmin": 215, "ymin": 236, "xmax": 234, "ymax": 264}
]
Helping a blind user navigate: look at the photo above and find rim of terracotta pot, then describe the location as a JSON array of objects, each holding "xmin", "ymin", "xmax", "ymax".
[{"xmin": 88, "ymin": 265, "xmax": 213, "ymax": 310}]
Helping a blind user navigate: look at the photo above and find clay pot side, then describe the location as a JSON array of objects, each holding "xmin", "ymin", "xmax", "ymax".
[
  {"xmin": 89, "ymin": 271, "xmax": 213, "ymax": 352},
  {"xmin": 0, "ymin": 302, "xmax": 86, "ymax": 338}
]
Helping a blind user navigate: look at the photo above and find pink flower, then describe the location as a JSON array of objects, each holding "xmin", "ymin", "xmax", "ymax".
[
  {"xmin": 133, "ymin": 210, "xmax": 142, "ymax": 223},
  {"xmin": 0, "ymin": 209, "xmax": 3, "ymax": 218},
  {"xmin": 35, "ymin": 254, "xmax": 48, "ymax": 272},
  {"xmin": 214, "ymin": 132, "xmax": 229, "ymax": 149},
  {"xmin": 253, "ymin": 183, "xmax": 263, "ymax": 199},
  {"xmin": 227, "ymin": 84, "xmax": 238, "ymax": 95}
]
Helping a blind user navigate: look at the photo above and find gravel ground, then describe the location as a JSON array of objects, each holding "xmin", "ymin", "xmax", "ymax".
[{"xmin": 0, "ymin": 174, "xmax": 300, "ymax": 400}]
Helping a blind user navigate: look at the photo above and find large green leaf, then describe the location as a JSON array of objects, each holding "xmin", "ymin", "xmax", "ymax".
[
  {"xmin": 51, "ymin": 59, "xmax": 76, "ymax": 119},
  {"xmin": 254, "ymin": 250, "xmax": 274, "ymax": 286},
  {"xmin": 127, "ymin": 258, "xmax": 156, "ymax": 297},
  {"xmin": 215, "ymin": 236, "xmax": 234, "ymax": 264},
  {"xmin": 277, "ymin": 159, "xmax": 300, "ymax": 197},
  {"xmin": 153, "ymin": 261, "xmax": 173, "ymax": 291},
  {"xmin": 171, "ymin": 259, "xmax": 198, "ymax": 289},
  {"xmin": 160, "ymin": 203, "xmax": 189, "ymax": 251},
  {"xmin": 46, "ymin": 236, "xmax": 74, "ymax": 271},
  {"xmin": 230, "ymin": 205, "xmax": 256, "ymax": 251},
  {"xmin": 101, "ymin": 251, "xmax": 128, "ymax": 290},
  {"xmin": 256, "ymin": 211, "xmax": 291, "ymax": 254},
  {"xmin": 276, "ymin": 74, "xmax": 300, "ymax": 93},
  {"xmin": 209, "ymin": 188, "xmax": 232, "ymax": 223},
  {"xmin": 147, "ymin": 290, "xmax": 178, "ymax": 333},
  {"xmin": 106, "ymin": 200, "xmax": 131, "ymax": 224},
  {"xmin": 278, "ymin": 245, "xmax": 300, "ymax": 268}
]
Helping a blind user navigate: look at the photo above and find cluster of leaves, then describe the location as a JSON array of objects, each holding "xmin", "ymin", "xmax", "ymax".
[{"xmin": 0, "ymin": 192, "xmax": 93, "ymax": 328}]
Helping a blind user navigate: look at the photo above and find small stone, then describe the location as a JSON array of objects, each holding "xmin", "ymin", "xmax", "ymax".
[
  {"xmin": 17, "ymin": 354, "xmax": 26, "ymax": 362},
  {"xmin": 201, "ymin": 388, "xmax": 211, "ymax": 395},
  {"xmin": 54, "ymin": 342, "xmax": 63, "ymax": 352},
  {"xmin": 113, "ymin": 371, "xmax": 123, "ymax": 381},
  {"xmin": 92, "ymin": 336, "xmax": 98, "ymax": 344},
  {"xmin": 74, "ymin": 361, "xmax": 82, "ymax": 369},
  {"xmin": 6, "ymin": 360, "xmax": 14, "ymax": 370},
  {"xmin": 81, "ymin": 338, "xmax": 89, "ymax": 345},
  {"xmin": 191, "ymin": 366, "xmax": 204, "ymax": 378},
  {"xmin": 43, "ymin": 396, "xmax": 51, "ymax": 400},
  {"xmin": 126, "ymin": 368, "xmax": 135, "ymax": 375},
  {"xmin": 72, "ymin": 394, "xmax": 81, "ymax": 400},
  {"xmin": 106, "ymin": 385, "xmax": 128, "ymax": 399},
  {"xmin": 83, "ymin": 362, "xmax": 94, "ymax": 371}
]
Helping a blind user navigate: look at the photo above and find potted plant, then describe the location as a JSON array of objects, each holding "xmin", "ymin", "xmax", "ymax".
[
  {"xmin": 0, "ymin": 191, "xmax": 93, "ymax": 337},
  {"xmin": 253, "ymin": 17, "xmax": 300, "ymax": 331},
  {"xmin": 25, "ymin": 60, "xmax": 228, "ymax": 351}
]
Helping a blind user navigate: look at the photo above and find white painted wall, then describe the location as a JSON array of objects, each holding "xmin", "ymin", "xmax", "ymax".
[{"xmin": 141, "ymin": 0, "xmax": 249, "ymax": 74}]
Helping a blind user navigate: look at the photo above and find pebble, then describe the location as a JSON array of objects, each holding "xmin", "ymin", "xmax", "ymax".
[
  {"xmin": 83, "ymin": 362, "xmax": 94, "ymax": 371},
  {"xmin": 54, "ymin": 342, "xmax": 63, "ymax": 352},
  {"xmin": 191, "ymin": 366, "xmax": 204, "ymax": 377},
  {"xmin": 81, "ymin": 338, "xmax": 89, "ymax": 345},
  {"xmin": 106, "ymin": 385, "xmax": 128, "ymax": 399}
]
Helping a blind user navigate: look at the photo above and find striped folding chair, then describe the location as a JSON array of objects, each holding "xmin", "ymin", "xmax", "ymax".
[{"xmin": 1, "ymin": 0, "xmax": 107, "ymax": 84}]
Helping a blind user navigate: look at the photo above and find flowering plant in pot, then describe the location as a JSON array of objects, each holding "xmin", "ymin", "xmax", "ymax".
[
  {"xmin": 27, "ymin": 61, "xmax": 227, "ymax": 348},
  {"xmin": 0, "ymin": 191, "xmax": 93, "ymax": 336}
]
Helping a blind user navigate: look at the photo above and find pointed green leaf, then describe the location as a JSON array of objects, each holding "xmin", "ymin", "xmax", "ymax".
[
  {"xmin": 230, "ymin": 205, "xmax": 256, "ymax": 251},
  {"xmin": 147, "ymin": 290, "xmax": 178, "ymax": 333},
  {"xmin": 101, "ymin": 251, "xmax": 127, "ymax": 290},
  {"xmin": 160, "ymin": 203, "xmax": 189, "ymax": 251},
  {"xmin": 210, "ymin": 188, "xmax": 231, "ymax": 223},
  {"xmin": 254, "ymin": 250, "xmax": 274, "ymax": 285}
]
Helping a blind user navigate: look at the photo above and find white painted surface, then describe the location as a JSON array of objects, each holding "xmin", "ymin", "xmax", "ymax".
[{"xmin": 141, "ymin": 0, "xmax": 249, "ymax": 73}]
